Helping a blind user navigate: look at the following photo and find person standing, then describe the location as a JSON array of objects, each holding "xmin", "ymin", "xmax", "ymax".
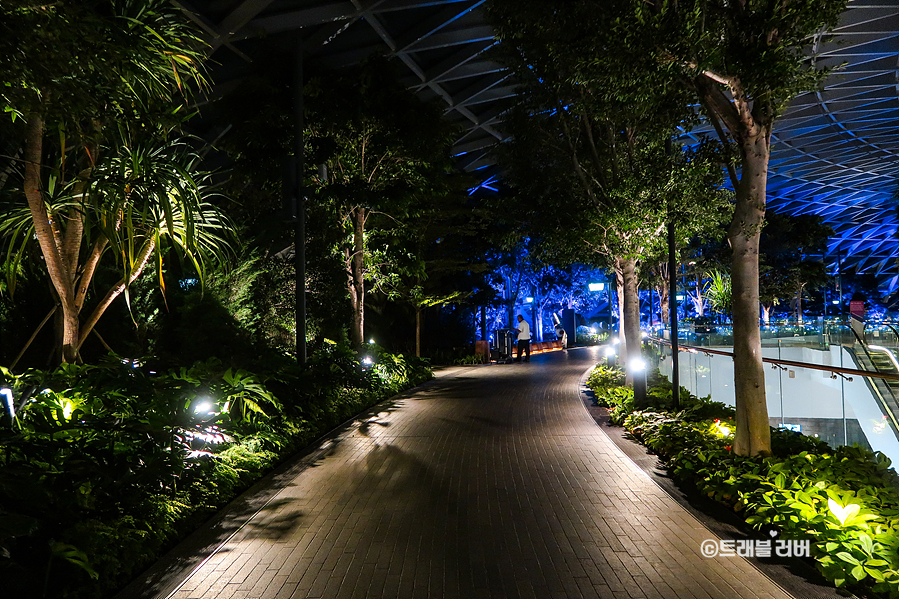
[{"xmin": 514, "ymin": 314, "xmax": 531, "ymax": 362}]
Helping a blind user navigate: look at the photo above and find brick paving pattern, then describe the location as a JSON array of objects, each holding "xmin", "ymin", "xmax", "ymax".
[{"xmin": 164, "ymin": 347, "xmax": 792, "ymax": 599}]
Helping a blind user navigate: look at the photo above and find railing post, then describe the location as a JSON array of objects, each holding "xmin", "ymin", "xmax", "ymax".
[
  {"xmin": 668, "ymin": 220, "xmax": 679, "ymax": 409},
  {"xmin": 778, "ymin": 340, "xmax": 784, "ymax": 427}
]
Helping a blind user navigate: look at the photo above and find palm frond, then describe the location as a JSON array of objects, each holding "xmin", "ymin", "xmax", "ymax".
[{"xmin": 84, "ymin": 135, "xmax": 233, "ymax": 292}]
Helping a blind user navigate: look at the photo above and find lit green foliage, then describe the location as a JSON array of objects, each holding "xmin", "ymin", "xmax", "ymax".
[
  {"xmin": 0, "ymin": 0, "xmax": 220, "ymax": 364},
  {"xmin": 597, "ymin": 364, "xmax": 899, "ymax": 597},
  {"xmin": 586, "ymin": 364, "xmax": 725, "ymax": 424},
  {"xmin": 705, "ymin": 270, "xmax": 733, "ymax": 318},
  {"xmin": 305, "ymin": 57, "xmax": 457, "ymax": 347},
  {"xmin": 0, "ymin": 0, "xmax": 208, "ymax": 123},
  {"xmin": 0, "ymin": 348, "xmax": 431, "ymax": 599}
]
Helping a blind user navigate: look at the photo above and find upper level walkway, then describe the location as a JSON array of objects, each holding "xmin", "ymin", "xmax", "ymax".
[{"xmin": 122, "ymin": 346, "xmax": 802, "ymax": 599}]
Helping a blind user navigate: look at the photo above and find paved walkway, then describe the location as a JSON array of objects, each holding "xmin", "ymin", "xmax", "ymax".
[{"xmin": 141, "ymin": 347, "xmax": 792, "ymax": 599}]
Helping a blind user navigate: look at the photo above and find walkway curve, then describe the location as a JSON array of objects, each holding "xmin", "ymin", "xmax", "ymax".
[{"xmin": 152, "ymin": 346, "xmax": 792, "ymax": 599}]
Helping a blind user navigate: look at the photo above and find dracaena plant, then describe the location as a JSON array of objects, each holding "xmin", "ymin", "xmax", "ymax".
[
  {"xmin": 0, "ymin": 133, "xmax": 234, "ymax": 365},
  {"xmin": 0, "ymin": 0, "xmax": 211, "ymax": 364}
]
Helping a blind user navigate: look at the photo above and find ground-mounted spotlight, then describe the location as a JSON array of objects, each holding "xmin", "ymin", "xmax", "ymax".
[
  {"xmin": 194, "ymin": 401, "xmax": 213, "ymax": 414},
  {"xmin": 193, "ymin": 397, "xmax": 218, "ymax": 420},
  {"xmin": 629, "ymin": 358, "xmax": 647, "ymax": 406},
  {"xmin": 604, "ymin": 346, "xmax": 616, "ymax": 368},
  {"xmin": 1, "ymin": 388, "xmax": 14, "ymax": 419}
]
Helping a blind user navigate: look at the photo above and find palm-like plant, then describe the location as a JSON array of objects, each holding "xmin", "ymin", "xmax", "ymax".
[
  {"xmin": 706, "ymin": 270, "xmax": 733, "ymax": 320},
  {"xmin": 1, "ymin": 135, "xmax": 232, "ymax": 362},
  {"xmin": 2, "ymin": 0, "xmax": 211, "ymax": 363}
]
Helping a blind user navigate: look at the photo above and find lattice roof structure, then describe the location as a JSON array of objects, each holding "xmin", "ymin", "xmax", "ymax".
[
  {"xmin": 765, "ymin": 0, "xmax": 899, "ymax": 291},
  {"xmin": 178, "ymin": 0, "xmax": 899, "ymax": 291}
]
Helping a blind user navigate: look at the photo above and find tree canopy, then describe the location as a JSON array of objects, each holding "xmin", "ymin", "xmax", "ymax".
[
  {"xmin": 490, "ymin": 0, "xmax": 732, "ymax": 381},
  {"xmin": 0, "ymin": 0, "xmax": 230, "ymax": 365},
  {"xmin": 305, "ymin": 58, "xmax": 458, "ymax": 348}
]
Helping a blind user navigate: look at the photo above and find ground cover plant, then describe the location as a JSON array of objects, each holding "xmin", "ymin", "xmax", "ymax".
[
  {"xmin": 0, "ymin": 345, "xmax": 431, "ymax": 599},
  {"xmin": 586, "ymin": 362, "xmax": 899, "ymax": 598}
]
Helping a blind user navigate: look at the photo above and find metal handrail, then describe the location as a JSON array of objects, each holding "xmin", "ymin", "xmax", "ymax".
[
  {"xmin": 650, "ymin": 336, "xmax": 899, "ymax": 437},
  {"xmin": 652, "ymin": 337, "xmax": 899, "ymax": 383}
]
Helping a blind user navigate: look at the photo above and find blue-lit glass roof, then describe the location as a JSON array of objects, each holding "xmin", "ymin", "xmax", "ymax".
[
  {"xmin": 749, "ymin": 0, "xmax": 899, "ymax": 291},
  {"xmin": 187, "ymin": 0, "xmax": 899, "ymax": 290}
]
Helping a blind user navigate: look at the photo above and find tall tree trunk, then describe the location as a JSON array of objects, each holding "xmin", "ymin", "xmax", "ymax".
[
  {"xmin": 762, "ymin": 303, "xmax": 772, "ymax": 325},
  {"xmin": 348, "ymin": 208, "xmax": 366, "ymax": 348},
  {"xmin": 696, "ymin": 73, "xmax": 773, "ymax": 457},
  {"xmin": 655, "ymin": 262, "xmax": 670, "ymax": 326},
  {"xmin": 23, "ymin": 113, "xmax": 80, "ymax": 363},
  {"xmin": 729, "ymin": 132, "xmax": 771, "ymax": 457},
  {"xmin": 504, "ymin": 275, "xmax": 514, "ymax": 328},
  {"xmin": 658, "ymin": 284, "xmax": 670, "ymax": 326},
  {"xmin": 694, "ymin": 275, "xmax": 705, "ymax": 317},
  {"xmin": 621, "ymin": 257, "xmax": 641, "ymax": 386},
  {"xmin": 536, "ymin": 303, "xmax": 545, "ymax": 342}
]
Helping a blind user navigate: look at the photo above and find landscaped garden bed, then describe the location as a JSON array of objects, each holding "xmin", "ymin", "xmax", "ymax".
[
  {"xmin": 0, "ymin": 344, "xmax": 431, "ymax": 599},
  {"xmin": 587, "ymin": 363, "xmax": 899, "ymax": 599}
]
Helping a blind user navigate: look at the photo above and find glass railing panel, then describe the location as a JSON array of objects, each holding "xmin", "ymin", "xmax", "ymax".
[{"xmin": 647, "ymin": 335, "xmax": 899, "ymax": 464}]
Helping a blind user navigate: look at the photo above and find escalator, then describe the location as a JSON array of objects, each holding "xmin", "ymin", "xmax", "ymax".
[
  {"xmin": 846, "ymin": 342, "xmax": 899, "ymax": 437},
  {"xmin": 868, "ymin": 345, "xmax": 899, "ymax": 392}
]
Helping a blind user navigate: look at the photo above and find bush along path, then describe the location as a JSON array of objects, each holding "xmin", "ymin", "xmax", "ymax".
[
  {"xmin": 587, "ymin": 363, "xmax": 899, "ymax": 599},
  {"xmin": 0, "ymin": 343, "xmax": 431, "ymax": 599}
]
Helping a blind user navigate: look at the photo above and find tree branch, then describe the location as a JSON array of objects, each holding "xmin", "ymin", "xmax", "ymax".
[
  {"xmin": 693, "ymin": 74, "xmax": 743, "ymax": 135},
  {"xmin": 76, "ymin": 237, "xmax": 155, "ymax": 351},
  {"xmin": 75, "ymin": 234, "xmax": 108, "ymax": 310}
]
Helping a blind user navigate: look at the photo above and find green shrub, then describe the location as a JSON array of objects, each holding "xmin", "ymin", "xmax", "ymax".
[
  {"xmin": 588, "ymin": 358, "xmax": 899, "ymax": 597},
  {"xmin": 586, "ymin": 364, "xmax": 733, "ymax": 425},
  {"xmin": 613, "ymin": 395, "xmax": 899, "ymax": 597},
  {"xmin": 453, "ymin": 353, "xmax": 486, "ymax": 365},
  {"xmin": 585, "ymin": 364, "xmax": 625, "ymax": 395},
  {"xmin": 0, "ymin": 344, "xmax": 431, "ymax": 599}
]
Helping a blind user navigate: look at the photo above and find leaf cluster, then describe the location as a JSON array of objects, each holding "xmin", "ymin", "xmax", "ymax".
[
  {"xmin": 758, "ymin": 212, "xmax": 832, "ymax": 304},
  {"xmin": 0, "ymin": 346, "xmax": 431, "ymax": 598},
  {"xmin": 489, "ymin": 0, "xmax": 731, "ymax": 268},
  {"xmin": 0, "ymin": 0, "xmax": 207, "ymax": 132},
  {"xmin": 602, "ymin": 365, "xmax": 899, "ymax": 598}
]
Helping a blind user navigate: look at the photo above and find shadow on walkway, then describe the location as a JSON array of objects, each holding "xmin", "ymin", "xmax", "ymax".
[{"xmin": 117, "ymin": 348, "xmax": 840, "ymax": 599}]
